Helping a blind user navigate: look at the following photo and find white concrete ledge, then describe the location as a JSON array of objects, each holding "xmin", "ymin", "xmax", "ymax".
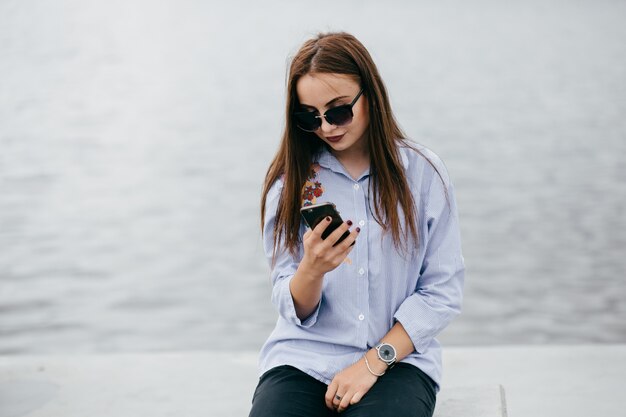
[
  {"xmin": 435, "ymin": 385, "xmax": 507, "ymax": 417},
  {"xmin": 2, "ymin": 345, "xmax": 624, "ymax": 417}
]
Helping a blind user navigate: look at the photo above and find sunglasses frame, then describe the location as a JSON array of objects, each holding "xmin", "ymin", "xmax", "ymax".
[{"xmin": 293, "ymin": 88, "xmax": 364, "ymax": 132}]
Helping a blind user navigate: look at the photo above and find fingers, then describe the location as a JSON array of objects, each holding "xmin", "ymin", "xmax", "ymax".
[
  {"xmin": 350, "ymin": 391, "xmax": 364, "ymax": 405},
  {"xmin": 326, "ymin": 391, "xmax": 350, "ymax": 412},
  {"xmin": 325, "ymin": 220, "xmax": 354, "ymax": 247},
  {"xmin": 337, "ymin": 392, "xmax": 355, "ymax": 413},
  {"xmin": 308, "ymin": 218, "xmax": 358, "ymax": 249},
  {"xmin": 321, "ymin": 219, "xmax": 361, "ymax": 250},
  {"xmin": 303, "ymin": 217, "xmax": 359, "ymax": 275},
  {"xmin": 333, "ymin": 225, "xmax": 360, "ymax": 250},
  {"xmin": 311, "ymin": 216, "xmax": 333, "ymax": 240},
  {"xmin": 325, "ymin": 383, "xmax": 351, "ymax": 411},
  {"xmin": 332, "ymin": 391, "xmax": 359, "ymax": 413},
  {"xmin": 324, "ymin": 382, "xmax": 337, "ymax": 409},
  {"xmin": 325, "ymin": 383, "xmax": 362, "ymax": 413}
]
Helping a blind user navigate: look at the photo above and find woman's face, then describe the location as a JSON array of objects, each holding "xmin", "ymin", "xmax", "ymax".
[{"xmin": 295, "ymin": 73, "xmax": 369, "ymax": 157}]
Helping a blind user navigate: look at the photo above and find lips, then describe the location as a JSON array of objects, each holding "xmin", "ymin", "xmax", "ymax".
[{"xmin": 325, "ymin": 134, "xmax": 344, "ymax": 143}]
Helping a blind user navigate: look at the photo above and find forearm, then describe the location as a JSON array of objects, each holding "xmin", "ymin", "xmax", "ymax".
[
  {"xmin": 289, "ymin": 261, "xmax": 324, "ymax": 320},
  {"xmin": 364, "ymin": 322, "xmax": 414, "ymax": 374},
  {"xmin": 284, "ymin": 216, "xmax": 358, "ymax": 320}
]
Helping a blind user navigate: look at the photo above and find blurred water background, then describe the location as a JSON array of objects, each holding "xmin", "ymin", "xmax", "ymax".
[{"xmin": 1, "ymin": 0, "xmax": 625, "ymax": 355}]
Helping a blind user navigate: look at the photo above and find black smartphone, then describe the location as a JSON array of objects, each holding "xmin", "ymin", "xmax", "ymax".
[{"xmin": 300, "ymin": 202, "xmax": 352, "ymax": 246}]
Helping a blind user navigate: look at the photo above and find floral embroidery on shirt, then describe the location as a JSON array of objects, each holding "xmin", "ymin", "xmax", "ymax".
[
  {"xmin": 300, "ymin": 163, "xmax": 349, "ymax": 263},
  {"xmin": 301, "ymin": 163, "xmax": 324, "ymax": 207}
]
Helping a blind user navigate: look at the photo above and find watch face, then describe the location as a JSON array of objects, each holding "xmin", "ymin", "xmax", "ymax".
[{"xmin": 379, "ymin": 344, "xmax": 396, "ymax": 361}]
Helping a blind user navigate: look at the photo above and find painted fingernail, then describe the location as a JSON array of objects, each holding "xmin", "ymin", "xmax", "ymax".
[
  {"xmin": 326, "ymin": 216, "xmax": 331, "ymax": 222},
  {"xmin": 347, "ymin": 220, "xmax": 353, "ymax": 226},
  {"xmin": 356, "ymin": 227, "xmax": 361, "ymax": 233}
]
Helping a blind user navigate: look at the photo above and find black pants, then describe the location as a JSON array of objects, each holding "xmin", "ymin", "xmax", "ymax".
[{"xmin": 248, "ymin": 363, "xmax": 436, "ymax": 417}]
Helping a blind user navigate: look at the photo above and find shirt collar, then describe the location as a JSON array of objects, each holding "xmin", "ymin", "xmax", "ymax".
[
  {"xmin": 315, "ymin": 147, "xmax": 339, "ymax": 171},
  {"xmin": 400, "ymin": 147, "xmax": 409, "ymax": 170},
  {"xmin": 314, "ymin": 146, "xmax": 369, "ymax": 180}
]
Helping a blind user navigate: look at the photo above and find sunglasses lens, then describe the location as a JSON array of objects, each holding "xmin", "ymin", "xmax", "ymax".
[
  {"xmin": 325, "ymin": 105, "xmax": 353, "ymax": 126},
  {"xmin": 293, "ymin": 112, "xmax": 320, "ymax": 132}
]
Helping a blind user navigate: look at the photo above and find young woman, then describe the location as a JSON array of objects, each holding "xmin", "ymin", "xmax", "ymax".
[{"xmin": 249, "ymin": 32, "xmax": 465, "ymax": 417}]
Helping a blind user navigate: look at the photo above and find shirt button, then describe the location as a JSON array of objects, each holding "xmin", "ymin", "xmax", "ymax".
[
  {"xmin": 358, "ymin": 220, "xmax": 365, "ymax": 227},
  {"xmin": 359, "ymin": 268, "xmax": 365, "ymax": 275},
  {"xmin": 358, "ymin": 314, "xmax": 365, "ymax": 321},
  {"xmin": 353, "ymin": 183, "xmax": 360, "ymax": 190}
]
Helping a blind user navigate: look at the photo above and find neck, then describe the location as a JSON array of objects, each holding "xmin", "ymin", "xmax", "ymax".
[{"xmin": 331, "ymin": 143, "xmax": 370, "ymax": 181}]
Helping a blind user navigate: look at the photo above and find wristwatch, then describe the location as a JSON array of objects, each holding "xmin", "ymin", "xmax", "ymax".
[{"xmin": 375, "ymin": 342, "xmax": 397, "ymax": 367}]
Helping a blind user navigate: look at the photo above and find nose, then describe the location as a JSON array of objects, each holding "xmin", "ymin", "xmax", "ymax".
[{"xmin": 319, "ymin": 116, "xmax": 335, "ymax": 134}]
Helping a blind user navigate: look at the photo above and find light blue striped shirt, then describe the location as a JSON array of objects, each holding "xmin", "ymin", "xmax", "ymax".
[{"xmin": 258, "ymin": 142, "xmax": 465, "ymax": 390}]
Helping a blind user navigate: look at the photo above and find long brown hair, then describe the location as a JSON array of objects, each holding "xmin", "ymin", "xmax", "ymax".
[{"xmin": 261, "ymin": 32, "xmax": 441, "ymax": 258}]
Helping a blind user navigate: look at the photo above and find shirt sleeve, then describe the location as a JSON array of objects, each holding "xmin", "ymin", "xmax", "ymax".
[
  {"xmin": 263, "ymin": 180, "xmax": 321, "ymax": 328},
  {"xmin": 393, "ymin": 158, "xmax": 465, "ymax": 354}
]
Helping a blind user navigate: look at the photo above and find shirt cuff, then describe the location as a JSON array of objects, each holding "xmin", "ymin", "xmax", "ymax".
[
  {"xmin": 393, "ymin": 294, "xmax": 460, "ymax": 354},
  {"xmin": 274, "ymin": 274, "xmax": 321, "ymax": 328}
]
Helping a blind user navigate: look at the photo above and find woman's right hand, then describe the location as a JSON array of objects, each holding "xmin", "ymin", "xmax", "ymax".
[
  {"xmin": 290, "ymin": 217, "xmax": 359, "ymax": 320},
  {"xmin": 300, "ymin": 216, "xmax": 359, "ymax": 278}
]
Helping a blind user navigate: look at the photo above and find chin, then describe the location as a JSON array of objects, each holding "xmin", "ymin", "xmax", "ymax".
[{"xmin": 327, "ymin": 142, "xmax": 348, "ymax": 152}]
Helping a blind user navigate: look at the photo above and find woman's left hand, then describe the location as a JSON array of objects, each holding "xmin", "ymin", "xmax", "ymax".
[{"xmin": 324, "ymin": 357, "xmax": 379, "ymax": 413}]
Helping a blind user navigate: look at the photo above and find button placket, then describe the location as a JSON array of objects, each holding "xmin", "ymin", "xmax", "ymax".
[{"xmin": 353, "ymin": 178, "xmax": 369, "ymax": 341}]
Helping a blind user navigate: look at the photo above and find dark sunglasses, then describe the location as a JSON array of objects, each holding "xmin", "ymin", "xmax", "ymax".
[{"xmin": 293, "ymin": 88, "xmax": 364, "ymax": 132}]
